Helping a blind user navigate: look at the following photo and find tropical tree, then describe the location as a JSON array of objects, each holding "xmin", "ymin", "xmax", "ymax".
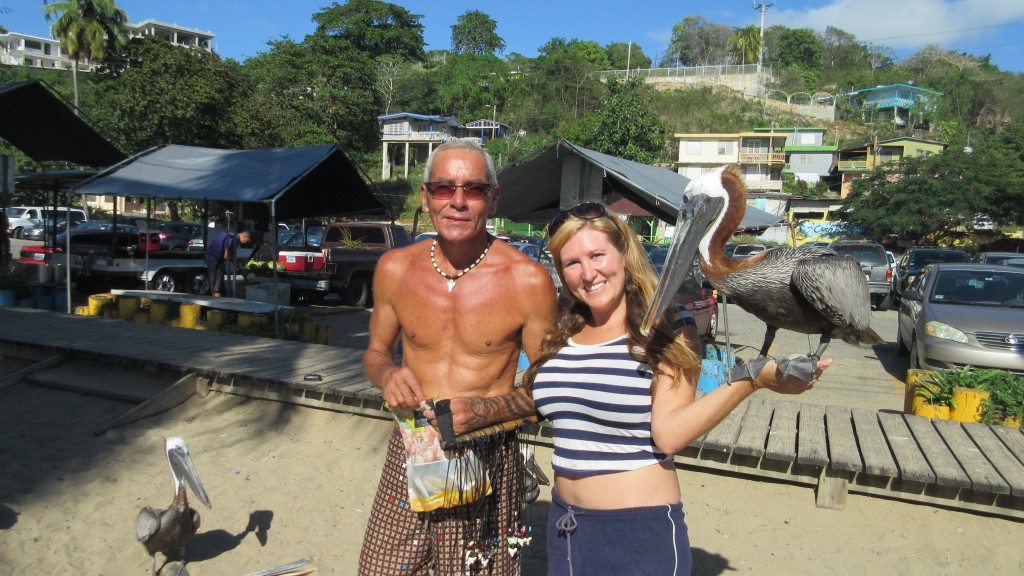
[
  {"xmin": 727, "ymin": 25, "xmax": 761, "ymax": 65},
  {"xmin": 560, "ymin": 76, "xmax": 669, "ymax": 164},
  {"xmin": 661, "ymin": 15, "xmax": 731, "ymax": 67},
  {"xmin": 605, "ymin": 42, "xmax": 651, "ymax": 71},
  {"xmin": 312, "ymin": 0, "xmax": 425, "ymax": 61},
  {"xmin": 92, "ymin": 36, "xmax": 241, "ymax": 152},
  {"xmin": 43, "ymin": 0, "xmax": 128, "ymax": 111},
  {"xmin": 450, "ymin": 10, "xmax": 505, "ymax": 55}
]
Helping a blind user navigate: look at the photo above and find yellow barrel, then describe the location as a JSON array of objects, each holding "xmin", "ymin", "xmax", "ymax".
[
  {"xmin": 179, "ymin": 303, "xmax": 201, "ymax": 329},
  {"xmin": 149, "ymin": 301, "xmax": 171, "ymax": 325},
  {"xmin": 207, "ymin": 309, "xmax": 226, "ymax": 332},
  {"xmin": 118, "ymin": 296, "xmax": 141, "ymax": 319},
  {"xmin": 87, "ymin": 293, "xmax": 114, "ymax": 316}
]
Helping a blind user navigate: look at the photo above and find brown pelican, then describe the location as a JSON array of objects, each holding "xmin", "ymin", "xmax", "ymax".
[
  {"xmin": 643, "ymin": 165, "xmax": 883, "ymax": 360},
  {"xmin": 137, "ymin": 437, "xmax": 211, "ymax": 576}
]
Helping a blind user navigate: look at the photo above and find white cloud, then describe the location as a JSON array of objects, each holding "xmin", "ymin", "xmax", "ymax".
[{"xmin": 774, "ymin": 0, "xmax": 1024, "ymax": 49}]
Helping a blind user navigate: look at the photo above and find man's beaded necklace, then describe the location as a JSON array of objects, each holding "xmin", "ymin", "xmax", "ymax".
[{"xmin": 430, "ymin": 236, "xmax": 491, "ymax": 292}]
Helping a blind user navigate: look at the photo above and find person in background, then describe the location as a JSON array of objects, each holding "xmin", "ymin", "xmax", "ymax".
[
  {"xmin": 526, "ymin": 202, "xmax": 830, "ymax": 576},
  {"xmin": 204, "ymin": 228, "xmax": 250, "ymax": 297},
  {"xmin": 359, "ymin": 139, "xmax": 557, "ymax": 575}
]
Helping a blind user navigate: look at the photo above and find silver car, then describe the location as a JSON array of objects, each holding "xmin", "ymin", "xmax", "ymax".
[{"xmin": 896, "ymin": 263, "xmax": 1024, "ymax": 374}]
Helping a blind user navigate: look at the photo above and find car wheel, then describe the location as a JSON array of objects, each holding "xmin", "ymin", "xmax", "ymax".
[
  {"xmin": 188, "ymin": 271, "xmax": 210, "ymax": 295},
  {"xmin": 172, "ymin": 246, "xmax": 185, "ymax": 252},
  {"xmin": 876, "ymin": 291, "xmax": 892, "ymax": 312},
  {"xmin": 343, "ymin": 276, "xmax": 372, "ymax": 308},
  {"xmin": 154, "ymin": 272, "xmax": 178, "ymax": 293},
  {"xmin": 14, "ymin": 227, "xmax": 23, "ymax": 239},
  {"xmin": 909, "ymin": 337, "xmax": 921, "ymax": 369},
  {"xmin": 896, "ymin": 323, "xmax": 909, "ymax": 357},
  {"xmin": 706, "ymin": 309, "xmax": 718, "ymax": 339}
]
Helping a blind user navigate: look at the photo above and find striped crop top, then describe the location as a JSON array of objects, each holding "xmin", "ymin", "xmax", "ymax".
[{"xmin": 532, "ymin": 335, "xmax": 669, "ymax": 477}]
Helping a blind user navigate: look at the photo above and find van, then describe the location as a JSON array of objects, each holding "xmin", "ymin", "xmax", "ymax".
[{"xmin": 6, "ymin": 206, "xmax": 89, "ymax": 239}]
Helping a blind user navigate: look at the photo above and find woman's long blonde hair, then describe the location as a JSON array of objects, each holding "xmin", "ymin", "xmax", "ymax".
[{"xmin": 521, "ymin": 209, "xmax": 699, "ymax": 390}]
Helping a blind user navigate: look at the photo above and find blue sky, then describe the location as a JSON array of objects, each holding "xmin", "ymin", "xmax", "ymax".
[{"xmin": 4, "ymin": 0, "xmax": 1023, "ymax": 72}]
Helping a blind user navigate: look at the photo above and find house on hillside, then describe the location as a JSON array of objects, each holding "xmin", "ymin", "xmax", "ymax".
[
  {"xmin": 378, "ymin": 112, "xmax": 510, "ymax": 179},
  {"xmin": 0, "ymin": 20, "xmax": 213, "ymax": 71},
  {"xmin": 846, "ymin": 83, "xmax": 943, "ymax": 126},
  {"xmin": 833, "ymin": 136, "xmax": 947, "ymax": 197},
  {"xmin": 675, "ymin": 131, "xmax": 788, "ymax": 194},
  {"xmin": 753, "ymin": 127, "xmax": 836, "ymax": 184}
]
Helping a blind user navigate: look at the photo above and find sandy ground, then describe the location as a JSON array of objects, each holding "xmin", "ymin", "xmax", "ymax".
[{"xmin": 0, "ymin": 356, "xmax": 1022, "ymax": 576}]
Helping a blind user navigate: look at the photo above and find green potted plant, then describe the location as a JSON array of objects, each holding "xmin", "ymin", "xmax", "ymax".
[{"xmin": 979, "ymin": 372, "xmax": 1024, "ymax": 428}]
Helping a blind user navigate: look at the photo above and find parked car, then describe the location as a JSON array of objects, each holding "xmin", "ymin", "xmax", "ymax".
[
  {"xmin": 155, "ymin": 221, "xmax": 203, "ymax": 251},
  {"xmin": 892, "ymin": 247, "xmax": 971, "ymax": 304},
  {"xmin": 6, "ymin": 206, "xmax": 89, "ymax": 238},
  {"xmin": 896, "ymin": 263, "xmax": 1024, "ymax": 373},
  {"xmin": 731, "ymin": 243, "xmax": 767, "ymax": 258},
  {"xmin": 21, "ymin": 218, "xmax": 83, "ymax": 242},
  {"xmin": 414, "ymin": 232, "xmax": 438, "ymax": 243},
  {"xmin": 978, "ymin": 237, "xmax": 1024, "ymax": 253},
  {"xmin": 801, "ymin": 241, "xmax": 831, "ymax": 248},
  {"xmin": 886, "ymin": 250, "xmax": 896, "ymax": 273},
  {"xmin": 648, "ymin": 249, "xmax": 719, "ymax": 340},
  {"xmin": 509, "ymin": 241, "xmax": 561, "ymax": 292},
  {"xmin": 830, "ymin": 240, "xmax": 894, "ymax": 311},
  {"xmin": 975, "ymin": 252, "xmax": 1024, "ymax": 266}
]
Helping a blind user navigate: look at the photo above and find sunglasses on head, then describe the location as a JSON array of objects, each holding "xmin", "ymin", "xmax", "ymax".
[
  {"xmin": 547, "ymin": 202, "xmax": 610, "ymax": 237},
  {"xmin": 424, "ymin": 181, "xmax": 491, "ymax": 201}
]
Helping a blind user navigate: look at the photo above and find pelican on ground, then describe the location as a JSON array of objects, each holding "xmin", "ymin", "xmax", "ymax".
[
  {"xmin": 136, "ymin": 437, "xmax": 211, "ymax": 576},
  {"xmin": 642, "ymin": 165, "xmax": 883, "ymax": 360}
]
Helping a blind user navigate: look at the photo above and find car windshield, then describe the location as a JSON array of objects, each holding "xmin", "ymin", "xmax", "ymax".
[
  {"xmin": 930, "ymin": 270, "xmax": 1024, "ymax": 307},
  {"xmin": 910, "ymin": 251, "xmax": 970, "ymax": 268},
  {"xmin": 649, "ymin": 250, "xmax": 669, "ymax": 267},
  {"xmin": 733, "ymin": 245, "xmax": 763, "ymax": 256}
]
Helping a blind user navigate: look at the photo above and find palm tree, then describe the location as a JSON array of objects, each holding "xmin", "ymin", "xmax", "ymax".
[
  {"xmin": 727, "ymin": 25, "xmax": 762, "ymax": 66},
  {"xmin": 43, "ymin": 0, "xmax": 129, "ymax": 112}
]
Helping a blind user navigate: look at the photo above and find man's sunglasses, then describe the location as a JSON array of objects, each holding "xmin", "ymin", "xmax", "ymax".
[
  {"xmin": 424, "ymin": 181, "xmax": 491, "ymax": 201},
  {"xmin": 547, "ymin": 202, "xmax": 610, "ymax": 237}
]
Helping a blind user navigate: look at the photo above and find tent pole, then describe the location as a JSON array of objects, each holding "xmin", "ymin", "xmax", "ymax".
[
  {"xmin": 144, "ymin": 198, "xmax": 152, "ymax": 290},
  {"xmin": 64, "ymin": 190, "xmax": 72, "ymax": 313},
  {"xmin": 271, "ymin": 200, "xmax": 279, "ymax": 339}
]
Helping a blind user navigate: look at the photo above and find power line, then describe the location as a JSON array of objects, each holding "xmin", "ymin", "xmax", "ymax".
[{"xmin": 863, "ymin": 23, "xmax": 1018, "ymax": 43}]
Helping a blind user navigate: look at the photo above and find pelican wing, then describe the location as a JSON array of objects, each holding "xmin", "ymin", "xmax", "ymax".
[
  {"xmin": 136, "ymin": 506, "xmax": 161, "ymax": 544},
  {"xmin": 791, "ymin": 252, "xmax": 873, "ymax": 330}
]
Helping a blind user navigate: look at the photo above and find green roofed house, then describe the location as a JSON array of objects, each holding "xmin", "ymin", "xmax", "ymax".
[
  {"xmin": 753, "ymin": 127, "xmax": 836, "ymax": 185},
  {"xmin": 845, "ymin": 83, "xmax": 943, "ymax": 126}
]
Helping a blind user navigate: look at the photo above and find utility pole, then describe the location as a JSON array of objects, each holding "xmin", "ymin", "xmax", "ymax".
[
  {"xmin": 626, "ymin": 41, "xmax": 632, "ymax": 79},
  {"xmin": 753, "ymin": 1, "xmax": 774, "ymax": 74}
]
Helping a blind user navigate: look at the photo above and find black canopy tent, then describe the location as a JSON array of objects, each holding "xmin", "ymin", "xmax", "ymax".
[
  {"xmin": 0, "ymin": 80, "xmax": 126, "ymax": 168},
  {"xmin": 73, "ymin": 143, "xmax": 388, "ymax": 223},
  {"xmin": 72, "ymin": 143, "xmax": 389, "ymax": 323},
  {"xmin": 495, "ymin": 139, "xmax": 783, "ymax": 231}
]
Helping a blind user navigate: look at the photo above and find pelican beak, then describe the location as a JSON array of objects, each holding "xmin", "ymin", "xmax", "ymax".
[
  {"xmin": 167, "ymin": 437, "xmax": 212, "ymax": 508},
  {"xmin": 640, "ymin": 192, "xmax": 723, "ymax": 335}
]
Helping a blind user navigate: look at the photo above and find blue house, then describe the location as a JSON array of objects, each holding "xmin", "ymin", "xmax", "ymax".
[{"xmin": 845, "ymin": 83, "xmax": 943, "ymax": 126}]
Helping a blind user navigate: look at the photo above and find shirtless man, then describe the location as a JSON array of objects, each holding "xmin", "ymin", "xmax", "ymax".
[{"xmin": 359, "ymin": 140, "xmax": 557, "ymax": 575}]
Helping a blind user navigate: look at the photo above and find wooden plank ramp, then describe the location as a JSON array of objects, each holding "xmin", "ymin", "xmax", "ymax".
[{"xmin": 1, "ymin": 306, "xmax": 1022, "ymax": 520}]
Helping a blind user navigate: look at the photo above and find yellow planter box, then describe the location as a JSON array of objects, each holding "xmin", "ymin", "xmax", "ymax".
[
  {"xmin": 950, "ymin": 387, "xmax": 990, "ymax": 423},
  {"xmin": 913, "ymin": 403, "xmax": 950, "ymax": 420}
]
